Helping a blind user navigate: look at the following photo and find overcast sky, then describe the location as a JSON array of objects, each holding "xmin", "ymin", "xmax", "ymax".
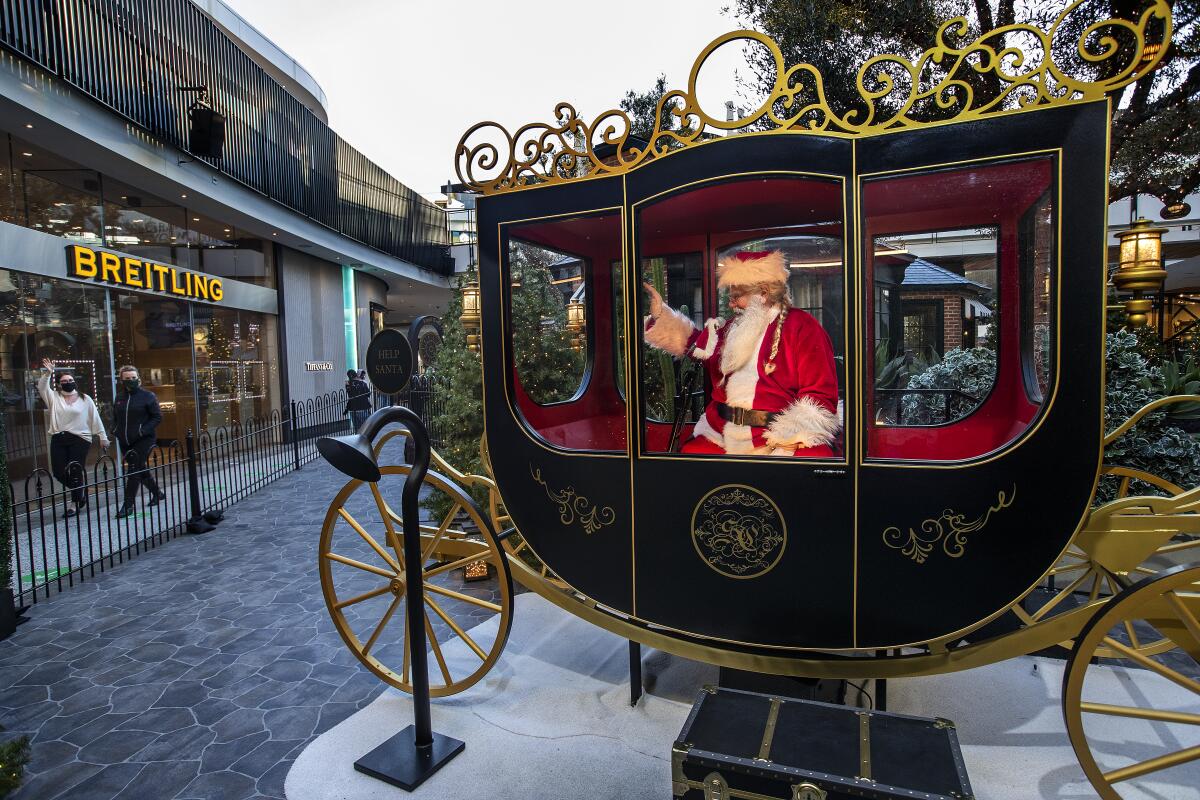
[{"xmin": 221, "ymin": 0, "xmax": 753, "ymax": 196}]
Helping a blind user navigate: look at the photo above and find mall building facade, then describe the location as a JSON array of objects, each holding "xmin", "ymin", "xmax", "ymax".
[{"xmin": 0, "ymin": 0, "xmax": 453, "ymax": 480}]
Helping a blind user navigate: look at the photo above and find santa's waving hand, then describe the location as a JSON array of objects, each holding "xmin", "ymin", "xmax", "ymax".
[{"xmin": 643, "ymin": 250, "xmax": 841, "ymax": 457}]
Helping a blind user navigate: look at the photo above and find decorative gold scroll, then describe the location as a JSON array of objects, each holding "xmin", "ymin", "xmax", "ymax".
[
  {"xmin": 530, "ymin": 464, "xmax": 616, "ymax": 535},
  {"xmin": 883, "ymin": 486, "xmax": 1017, "ymax": 564},
  {"xmin": 455, "ymin": 0, "xmax": 1170, "ymax": 194}
]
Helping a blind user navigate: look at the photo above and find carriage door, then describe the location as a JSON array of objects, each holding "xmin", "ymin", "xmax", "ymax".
[
  {"xmin": 626, "ymin": 134, "xmax": 857, "ymax": 650},
  {"xmin": 854, "ymin": 100, "xmax": 1107, "ymax": 649}
]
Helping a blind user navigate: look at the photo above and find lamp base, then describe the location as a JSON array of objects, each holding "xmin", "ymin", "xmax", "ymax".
[{"xmin": 353, "ymin": 725, "xmax": 464, "ymax": 791}]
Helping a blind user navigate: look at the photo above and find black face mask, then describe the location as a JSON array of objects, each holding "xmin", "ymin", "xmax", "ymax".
[
  {"xmin": 60, "ymin": 381, "xmax": 76, "ymax": 393},
  {"xmin": 123, "ymin": 377, "xmax": 140, "ymax": 391}
]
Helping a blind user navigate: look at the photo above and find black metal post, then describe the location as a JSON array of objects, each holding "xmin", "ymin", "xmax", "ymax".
[
  {"xmin": 184, "ymin": 430, "xmax": 215, "ymax": 534},
  {"xmin": 344, "ymin": 407, "xmax": 464, "ymax": 790},
  {"xmin": 290, "ymin": 400, "xmax": 301, "ymax": 471},
  {"xmin": 629, "ymin": 641, "xmax": 643, "ymax": 706}
]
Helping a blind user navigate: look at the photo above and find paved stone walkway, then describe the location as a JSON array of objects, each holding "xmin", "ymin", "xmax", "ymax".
[{"xmin": 0, "ymin": 441, "xmax": 502, "ymax": 800}]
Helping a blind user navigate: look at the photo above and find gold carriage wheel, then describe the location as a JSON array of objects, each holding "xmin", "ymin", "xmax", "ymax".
[
  {"xmin": 1016, "ymin": 465, "xmax": 1196, "ymax": 658},
  {"xmin": 319, "ymin": 466, "xmax": 514, "ymax": 697},
  {"xmin": 1062, "ymin": 564, "xmax": 1200, "ymax": 800}
]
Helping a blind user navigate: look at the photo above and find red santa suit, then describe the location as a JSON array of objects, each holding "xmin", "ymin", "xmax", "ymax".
[{"xmin": 644, "ymin": 251, "xmax": 841, "ymax": 456}]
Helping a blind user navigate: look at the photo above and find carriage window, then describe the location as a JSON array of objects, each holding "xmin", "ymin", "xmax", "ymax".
[
  {"xmin": 505, "ymin": 212, "xmax": 626, "ymax": 452},
  {"xmin": 871, "ymin": 229, "xmax": 999, "ymax": 425},
  {"xmin": 864, "ymin": 157, "xmax": 1056, "ymax": 461},
  {"xmin": 638, "ymin": 176, "xmax": 845, "ymax": 458}
]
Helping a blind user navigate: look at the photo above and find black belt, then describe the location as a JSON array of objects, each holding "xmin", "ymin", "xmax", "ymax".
[{"xmin": 716, "ymin": 402, "xmax": 777, "ymax": 428}]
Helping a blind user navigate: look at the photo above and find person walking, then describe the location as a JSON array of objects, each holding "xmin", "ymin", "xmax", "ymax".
[
  {"xmin": 37, "ymin": 359, "xmax": 109, "ymax": 517},
  {"xmin": 112, "ymin": 365, "xmax": 165, "ymax": 518},
  {"xmin": 344, "ymin": 369, "xmax": 371, "ymax": 432}
]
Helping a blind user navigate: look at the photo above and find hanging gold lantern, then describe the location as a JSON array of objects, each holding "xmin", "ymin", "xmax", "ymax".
[
  {"xmin": 565, "ymin": 299, "xmax": 586, "ymax": 351},
  {"xmin": 1112, "ymin": 218, "xmax": 1167, "ymax": 327},
  {"xmin": 460, "ymin": 280, "xmax": 481, "ymax": 353}
]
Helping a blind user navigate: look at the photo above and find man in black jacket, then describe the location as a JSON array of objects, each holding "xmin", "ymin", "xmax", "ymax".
[
  {"xmin": 344, "ymin": 369, "xmax": 371, "ymax": 432},
  {"xmin": 113, "ymin": 365, "xmax": 165, "ymax": 518}
]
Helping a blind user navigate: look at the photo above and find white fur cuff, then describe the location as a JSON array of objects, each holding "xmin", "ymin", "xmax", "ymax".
[
  {"xmin": 644, "ymin": 306, "xmax": 696, "ymax": 358},
  {"xmin": 765, "ymin": 396, "xmax": 841, "ymax": 449}
]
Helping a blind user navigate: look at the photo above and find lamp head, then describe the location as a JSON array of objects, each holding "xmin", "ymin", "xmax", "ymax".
[{"xmin": 317, "ymin": 433, "xmax": 382, "ymax": 482}]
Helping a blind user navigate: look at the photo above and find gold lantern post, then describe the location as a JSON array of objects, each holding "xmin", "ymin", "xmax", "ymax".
[
  {"xmin": 460, "ymin": 279, "xmax": 481, "ymax": 353},
  {"xmin": 565, "ymin": 299, "xmax": 586, "ymax": 352},
  {"xmin": 1112, "ymin": 218, "xmax": 1167, "ymax": 328}
]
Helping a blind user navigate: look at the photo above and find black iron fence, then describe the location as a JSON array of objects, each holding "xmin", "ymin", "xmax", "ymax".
[
  {"xmin": 7, "ymin": 379, "xmax": 450, "ymax": 607},
  {"xmin": 0, "ymin": 0, "xmax": 451, "ymax": 272}
]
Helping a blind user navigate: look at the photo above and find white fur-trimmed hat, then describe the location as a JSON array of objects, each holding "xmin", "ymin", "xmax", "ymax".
[{"xmin": 717, "ymin": 250, "xmax": 788, "ymax": 288}]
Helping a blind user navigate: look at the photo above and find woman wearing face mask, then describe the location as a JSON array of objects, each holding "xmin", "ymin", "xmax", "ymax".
[{"xmin": 38, "ymin": 358, "xmax": 110, "ymax": 517}]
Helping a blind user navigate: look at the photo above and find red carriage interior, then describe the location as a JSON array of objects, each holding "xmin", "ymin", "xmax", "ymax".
[{"xmin": 505, "ymin": 158, "xmax": 1054, "ymax": 461}]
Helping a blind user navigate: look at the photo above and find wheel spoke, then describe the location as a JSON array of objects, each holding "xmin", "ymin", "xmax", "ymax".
[
  {"xmin": 421, "ymin": 503, "xmax": 462, "ymax": 565},
  {"xmin": 334, "ymin": 583, "xmax": 394, "ymax": 610},
  {"xmin": 1103, "ymin": 636, "xmax": 1200, "ymax": 694},
  {"xmin": 426, "ymin": 583, "xmax": 502, "ymax": 613},
  {"xmin": 1050, "ymin": 562, "xmax": 1090, "ymax": 576},
  {"xmin": 1082, "ymin": 701, "xmax": 1200, "ymax": 726},
  {"xmin": 362, "ymin": 592, "xmax": 403, "ymax": 656},
  {"xmin": 1158, "ymin": 539, "xmax": 1200, "ymax": 556},
  {"xmin": 425, "ymin": 551, "xmax": 493, "ymax": 581},
  {"xmin": 338, "ymin": 507, "xmax": 402, "ymax": 574},
  {"xmin": 1089, "ymin": 572, "xmax": 1105, "ymax": 604},
  {"xmin": 325, "ymin": 552, "xmax": 396, "ymax": 580},
  {"xmin": 426, "ymin": 595, "xmax": 487, "ymax": 661},
  {"xmin": 369, "ymin": 483, "xmax": 405, "ymax": 570},
  {"xmin": 1166, "ymin": 590, "xmax": 1200, "ymax": 645},
  {"xmin": 424, "ymin": 609, "xmax": 453, "ymax": 685},
  {"xmin": 1117, "ymin": 475, "xmax": 1132, "ymax": 498},
  {"xmin": 1033, "ymin": 570, "xmax": 1093, "ymax": 621},
  {"xmin": 1104, "ymin": 744, "xmax": 1200, "ymax": 783},
  {"xmin": 1123, "ymin": 620, "xmax": 1142, "ymax": 651}
]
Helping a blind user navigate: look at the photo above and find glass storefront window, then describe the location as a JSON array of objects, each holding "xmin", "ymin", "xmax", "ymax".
[
  {"xmin": 0, "ymin": 270, "xmax": 113, "ymax": 478},
  {"xmin": 193, "ymin": 306, "xmax": 282, "ymax": 428},
  {"xmin": 2, "ymin": 134, "xmax": 276, "ymax": 289},
  {"xmin": 111, "ymin": 293, "xmax": 198, "ymax": 445}
]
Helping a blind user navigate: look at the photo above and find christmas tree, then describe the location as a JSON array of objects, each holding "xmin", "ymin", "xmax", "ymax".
[
  {"xmin": 425, "ymin": 243, "xmax": 584, "ymax": 518},
  {"xmin": 509, "ymin": 241, "xmax": 584, "ymax": 404}
]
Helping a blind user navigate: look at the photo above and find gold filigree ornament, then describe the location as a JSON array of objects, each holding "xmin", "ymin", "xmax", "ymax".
[
  {"xmin": 456, "ymin": 0, "xmax": 1170, "ymax": 194},
  {"xmin": 883, "ymin": 486, "xmax": 1017, "ymax": 564},
  {"xmin": 530, "ymin": 465, "xmax": 615, "ymax": 535},
  {"xmin": 691, "ymin": 485, "xmax": 787, "ymax": 579}
]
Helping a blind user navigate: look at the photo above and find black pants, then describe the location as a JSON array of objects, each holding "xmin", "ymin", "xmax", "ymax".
[
  {"xmin": 50, "ymin": 432, "xmax": 90, "ymax": 506},
  {"xmin": 122, "ymin": 436, "xmax": 161, "ymax": 506}
]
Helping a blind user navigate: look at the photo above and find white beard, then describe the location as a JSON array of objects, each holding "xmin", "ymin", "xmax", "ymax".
[{"xmin": 720, "ymin": 297, "xmax": 774, "ymax": 376}]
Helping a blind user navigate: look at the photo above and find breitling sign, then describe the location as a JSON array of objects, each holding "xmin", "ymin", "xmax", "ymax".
[{"xmin": 66, "ymin": 244, "xmax": 225, "ymax": 303}]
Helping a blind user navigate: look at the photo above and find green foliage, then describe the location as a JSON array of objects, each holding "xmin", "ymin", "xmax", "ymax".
[
  {"xmin": 1161, "ymin": 354, "xmax": 1200, "ymax": 421},
  {"xmin": 899, "ymin": 347, "xmax": 997, "ymax": 424},
  {"xmin": 728, "ymin": 0, "xmax": 1200, "ymax": 204},
  {"xmin": 647, "ymin": 259, "xmax": 676, "ymax": 418},
  {"xmin": 424, "ymin": 246, "xmax": 585, "ymax": 519},
  {"xmin": 1101, "ymin": 330, "xmax": 1200, "ymax": 499},
  {"xmin": 510, "ymin": 242, "xmax": 585, "ymax": 404},
  {"xmin": 423, "ymin": 271, "xmax": 486, "ymax": 519},
  {"xmin": 0, "ymin": 733, "xmax": 30, "ymax": 797},
  {"xmin": 0, "ymin": 411, "xmax": 10, "ymax": 591},
  {"xmin": 620, "ymin": 75, "xmax": 695, "ymax": 148}
]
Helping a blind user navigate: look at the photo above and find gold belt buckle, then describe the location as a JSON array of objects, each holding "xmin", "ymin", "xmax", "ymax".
[{"xmin": 732, "ymin": 407, "xmax": 748, "ymax": 426}]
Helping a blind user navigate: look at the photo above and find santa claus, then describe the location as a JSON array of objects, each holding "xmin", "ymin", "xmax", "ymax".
[{"xmin": 643, "ymin": 250, "xmax": 841, "ymax": 456}]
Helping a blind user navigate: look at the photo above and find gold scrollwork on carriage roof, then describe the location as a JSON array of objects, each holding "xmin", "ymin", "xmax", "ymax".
[
  {"xmin": 691, "ymin": 485, "xmax": 787, "ymax": 580},
  {"xmin": 883, "ymin": 486, "xmax": 1017, "ymax": 564},
  {"xmin": 530, "ymin": 464, "xmax": 616, "ymax": 535},
  {"xmin": 455, "ymin": 0, "xmax": 1170, "ymax": 195}
]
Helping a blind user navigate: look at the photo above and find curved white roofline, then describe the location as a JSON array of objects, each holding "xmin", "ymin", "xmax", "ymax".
[{"xmin": 190, "ymin": 0, "xmax": 330, "ymax": 122}]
